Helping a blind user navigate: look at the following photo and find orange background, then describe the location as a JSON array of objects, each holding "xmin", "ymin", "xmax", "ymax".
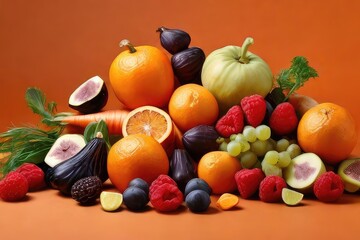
[{"xmin": 0, "ymin": 0, "xmax": 359, "ymax": 239}]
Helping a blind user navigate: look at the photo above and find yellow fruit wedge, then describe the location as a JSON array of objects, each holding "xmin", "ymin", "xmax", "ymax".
[
  {"xmin": 216, "ymin": 193, "xmax": 239, "ymax": 210},
  {"xmin": 281, "ymin": 188, "xmax": 304, "ymax": 206},
  {"xmin": 100, "ymin": 191, "xmax": 123, "ymax": 212}
]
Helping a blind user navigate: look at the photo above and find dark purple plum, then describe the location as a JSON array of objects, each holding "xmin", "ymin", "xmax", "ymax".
[
  {"xmin": 185, "ymin": 189, "xmax": 211, "ymax": 213},
  {"xmin": 184, "ymin": 178, "xmax": 212, "ymax": 197},
  {"xmin": 123, "ymin": 186, "xmax": 149, "ymax": 211}
]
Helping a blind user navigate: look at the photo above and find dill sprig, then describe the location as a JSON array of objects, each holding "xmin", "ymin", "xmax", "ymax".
[
  {"xmin": 266, "ymin": 56, "xmax": 318, "ymax": 106},
  {"xmin": 0, "ymin": 126, "xmax": 62, "ymax": 175},
  {"xmin": 277, "ymin": 56, "xmax": 318, "ymax": 101},
  {"xmin": 0, "ymin": 88, "xmax": 65, "ymax": 176}
]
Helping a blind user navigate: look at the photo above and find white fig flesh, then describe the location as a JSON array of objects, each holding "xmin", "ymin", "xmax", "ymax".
[
  {"xmin": 69, "ymin": 76, "xmax": 102, "ymax": 105},
  {"xmin": 44, "ymin": 134, "xmax": 86, "ymax": 167},
  {"xmin": 283, "ymin": 153, "xmax": 326, "ymax": 193},
  {"xmin": 338, "ymin": 159, "xmax": 360, "ymax": 192},
  {"xmin": 68, "ymin": 75, "xmax": 108, "ymax": 114}
]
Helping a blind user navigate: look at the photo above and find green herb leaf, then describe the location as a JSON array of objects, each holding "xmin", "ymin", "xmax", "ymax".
[
  {"xmin": 0, "ymin": 88, "xmax": 66, "ymax": 175},
  {"xmin": 25, "ymin": 88, "xmax": 54, "ymax": 120},
  {"xmin": 0, "ymin": 126, "xmax": 62, "ymax": 175},
  {"xmin": 276, "ymin": 56, "xmax": 318, "ymax": 101},
  {"xmin": 84, "ymin": 120, "xmax": 111, "ymax": 149}
]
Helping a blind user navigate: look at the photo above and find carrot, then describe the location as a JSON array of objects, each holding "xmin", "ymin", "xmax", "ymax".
[
  {"xmin": 57, "ymin": 109, "xmax": 130, "ymax": 135},
  {"xmin": 216, "ymin": 193, "xmax": 239, "ymax": 210}
]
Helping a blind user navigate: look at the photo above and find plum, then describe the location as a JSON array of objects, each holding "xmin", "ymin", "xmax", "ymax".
[{"xmin": 185, "ymin": 189, "xmax": 211, "ymax": 213}]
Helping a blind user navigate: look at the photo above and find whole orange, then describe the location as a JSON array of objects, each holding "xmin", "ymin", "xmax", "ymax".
[
  {"xmin": 107, "ymin": 134, "xmax": 169, "ymax": 192},
  {"xmin": 197, "ymin": 151, "xmax": 242, "ymax": 195},
  {"xmin": 109, "ymin": 39, "xmax": 174, "ymax": 109},
  {"xmin": 297, "ymin": 102, "xmax": 358, "ymax": 165},
  {"xmin": 168, "ymin": 83, "xmax": 219, "ymax": 132}
]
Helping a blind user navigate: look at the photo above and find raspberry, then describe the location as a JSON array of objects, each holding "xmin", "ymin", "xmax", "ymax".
[
  {"xmin": 313, "ymin": 171, "xmax": 344, "ymax": 202},
  {"xmin": 150, "ymin": 183, "xmax": 183, "ymax": 212},
  {"xmin": 215, "ymin": 105, "xmax": 244, "ymax": 137},
  {"xmin": 269, "ymin": 102, "xmax": 298, "ymax": 136},
  {"xmin": 234, "ymin": 168, "xmax": 265, "ymax": 199},
  {"xmin": 15, "ymin": 163, "xmax": 46, "ymax": 191},
  {"xmin": 259, "ymin": 175, "xmax": 287, "ymax": 203},
  {"xmin": 149, "ymin": 174, "xmax": 177, "ymax": 197},
  {"xmin": 240, "ymin": 94, "xmax": 267, "ymax": 127},
  {"xmin": 0, "ymin": 171, "xmax": 29, "ymax": 202}
]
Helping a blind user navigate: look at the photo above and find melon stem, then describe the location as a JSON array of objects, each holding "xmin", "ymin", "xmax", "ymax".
[
  {"xmin": 119, "ymin": 39, "xmax": 137, "ymax": 53},
  {"xmin": 239, "ymin": 37, "xmax": 254, "ymax": 64}
]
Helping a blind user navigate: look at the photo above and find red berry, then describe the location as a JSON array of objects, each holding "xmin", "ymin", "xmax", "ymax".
[
  {"xmin": 150, "ymin": 183, "xmax": 183, "ymax": 212},
  {"xmin": 0, "ymin": 171, "xmax": 29, "ymax": 202},
  {"xmin": 240, "ymin": 95, "xmax": 267, "ymax": 127},
  {"xmin": 215, "ymin": 105, "xmax": 244, "ymax": 137},
  {"xmin": 15, "ymin": 163, "xmax": 46, "ymax": 191},
  {"xmin": 234, "ymin": 168, "xmax": 265, "ymax": 199},
  {"xmin": 269, "ymin": 102, "xmax": 298, "ymax": 136},
  {"xmin": 149, "ymin": 174, "xmax": 177, "ymax": 197},
  {"xmin": 313, "ymin": 171, "xmax": 344, "ymax": 202},
  {"xmin": 259, "ymin": 175, "xmax": 287, "ymax": 203}
]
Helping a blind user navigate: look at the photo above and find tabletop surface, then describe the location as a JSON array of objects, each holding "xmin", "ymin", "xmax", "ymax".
[{"xmin": 0, "ymin": 1, "xmax": 359, "ymax": 239}]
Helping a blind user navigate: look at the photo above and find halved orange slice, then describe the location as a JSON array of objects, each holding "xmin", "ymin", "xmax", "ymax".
[{"xmin": 122, "ymin": 106, "xmax": 175, "ymax": 156}]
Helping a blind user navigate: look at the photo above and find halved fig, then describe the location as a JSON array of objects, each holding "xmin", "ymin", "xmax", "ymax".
[
  {"xmin": 69, "ymin": 76, "xmax": 108, "ymax": 113},
  {"xmin": 283, "ymin": 152, "xmax": 326, "ymax": 193},
  {"xmin": 338, "ymin": 158, "xmax": 360, "ymax": 192},
  {"xmin": 44, "ymin": 134, "xmax": 86, "ymax": 167}
]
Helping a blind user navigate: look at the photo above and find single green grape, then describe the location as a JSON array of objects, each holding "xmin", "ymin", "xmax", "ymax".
[
  {"xmin": 234, "ymin": 133, "xmax": 246, "ymax": 143},
  {"xmin": 277, "ymin": 151, "xmax": 292, "ymax": 168},
  {"xmin": 261, "ymin": 160, "xmax": 283, "ymax": 177},
  {"xmin": 243, "ymin": 125, "xmax": 257, "ymax": 143},
  {"xmin": 250, "ymin": 140, "xmax": 268, "ymax": 157},
  {"xmin": 216, "ymin": 137, "xmax": 225, "ymax": 144},
  {"xmin": 265, "ymin": 139, "xmax": 276, "ymax": 152},
  {"xmin": 276, "ymin": 139, "xmax": 290, "ymax": 152},
  {"xmin": 240, "ymin": 151, "xmax": 258, "ymax": 169},
  {"xmin": 263, "ymin": 150, "xmax": 280, "ymax": 165},
  {"xmin": 229, "ymin": 134, "xmax": 237, "ymax": 141},
  {"xmin": 239, "ymin": 140, "xmax": 251, "ymax": 152},
  {"xmin": 227, "ymin": 141, "xmax": 242, "ymax": 157},
  {"xmin": 219, "ymin": 141, "xmax": 228, "ymax": 152},
  {"xmin": 255, "ymin": 125, "xmax": 271, "ymax": 141},
  {"xmin": 287, "ymin": 143, "xmax": 302, "ymax": 159}
]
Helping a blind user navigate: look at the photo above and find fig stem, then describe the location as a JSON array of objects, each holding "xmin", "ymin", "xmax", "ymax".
[
  {"xmin": 239, "ymin": 37, "xmax": 254, "ymax": 64},
  {"xmin": 119, "ymin": 39, "xmax": 136, "ymax": 53},
  {"xmin": 156, "ymin": 27, "xmax": 166, "ymax": 33},
  {"xmin": 96, "ymin": 132, "xmax": 103, "ymax": 139}
]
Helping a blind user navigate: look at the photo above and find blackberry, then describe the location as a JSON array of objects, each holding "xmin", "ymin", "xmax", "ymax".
[{"xmin": 71, "ymin": 176, "xmax": 102, "ymax": 205}]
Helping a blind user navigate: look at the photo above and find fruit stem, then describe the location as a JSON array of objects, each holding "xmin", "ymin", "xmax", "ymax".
[
  {"xmin": 119, "ymin": 39, "xmax": 136, "ymax": 53},
  {"xmin": 239, "ymin": 37, "xmax": 254, "ymax": 64},
  {"xmin": 283, "ymin": 84, "xmax": 298, "ymax": 102},
  {"xmin": 96, "ymin": 132, "xmax": 103, "ymax": 139},
  {"xmin": 156, "ymin": 26, "xmax": 166, "ymax": 33}
]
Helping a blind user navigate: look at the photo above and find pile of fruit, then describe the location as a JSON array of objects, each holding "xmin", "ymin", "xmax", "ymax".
[{"xmin": 0, "ymin": 27, "xmax": 359, "ymax": 213}]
